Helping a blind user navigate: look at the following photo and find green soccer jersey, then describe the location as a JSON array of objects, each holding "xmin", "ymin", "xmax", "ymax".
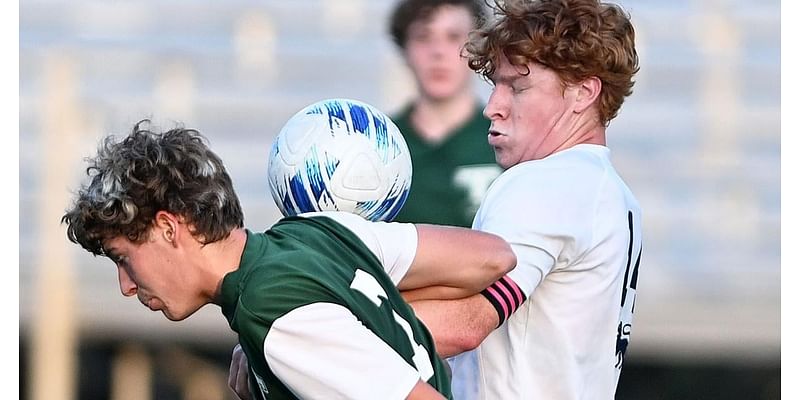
[
  {"xmin": 392, "ymin": 102, "xmax": 501, "ymax": 227},
  {"xmin": 219, "ymin": 212, "xmax": 452, "ymax": 400}
]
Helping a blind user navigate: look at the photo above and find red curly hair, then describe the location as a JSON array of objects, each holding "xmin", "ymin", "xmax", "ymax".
[{"xmin": 465, "ymin": 0, "xmax": 639, "ymax": 125}]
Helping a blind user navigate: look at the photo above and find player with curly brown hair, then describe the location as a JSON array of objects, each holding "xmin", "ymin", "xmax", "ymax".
[{"xmin": 62, "ymin": 120, "xmax": 517, "ymax": 400}]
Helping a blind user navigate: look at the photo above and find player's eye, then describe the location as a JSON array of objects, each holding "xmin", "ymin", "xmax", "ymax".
[
  {"xmin": 409, "ymin": 32, "xmax": 431, "ymax": 43},
  {"xmin": 110, "ymin": 254, "xmax": 129, "ymax": 268},
  {"xmin": 446, "ymin": 31, "xmax": 466, "ymax": 44},
  {"xmin": 512, "ymin": 85, "xmax": 529, "ymax": 94}
]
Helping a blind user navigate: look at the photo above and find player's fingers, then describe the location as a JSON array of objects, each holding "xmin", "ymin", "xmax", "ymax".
[
  {"xmin": 228, "ymin": 343, "xmax": 251, "ymax": 400},
  {"xmin": 228, "ymin": 344, "xmax": 243, "ymax": 394},
  {"xmin": 235, "ymin": 358, "xmax": 251, "ymax": 399}
]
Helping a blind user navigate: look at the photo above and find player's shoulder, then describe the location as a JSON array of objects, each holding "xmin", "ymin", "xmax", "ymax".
[
  {"xmin": 290, "ymin": 211, "xmax": 373, "ymax": 240},
  {"xmin": 271, "ymin": 212, "xmax": 362, "ymax": 239},
  {"xmin": 297, "ymin": 210, "xmax": 366, "ymax": 225},
  {"xmin": 502, "ymin": 145, "xmax": 612, "ymax": 183},
  {"xmin": 236, "ymin": 253, "xmax": 337, "ymax": 322},
  {"xmin": 484, "ymin": 146, "xmax": 615, "ymax": 208}
]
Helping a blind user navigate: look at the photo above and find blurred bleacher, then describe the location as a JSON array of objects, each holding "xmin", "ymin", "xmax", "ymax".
[{"xmin": 19, "ymin": 0, "xmax": 781, "ymax": 399}]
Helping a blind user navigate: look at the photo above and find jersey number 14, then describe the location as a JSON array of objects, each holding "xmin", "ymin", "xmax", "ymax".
[{"xmin": 616, "ymin": 211, "xmax": 642, "ymax": 369}]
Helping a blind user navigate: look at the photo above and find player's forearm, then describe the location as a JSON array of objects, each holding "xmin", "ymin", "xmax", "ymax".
[
  {"xmin": 401, "ymin": 285, "xmax": 475, "ymax": 303},
  {"xmin": 410, "ymin": 295, "xmax": 499, "ymax": 358},
  {"xmin": 400, "ymin": 225, "xmax": 516, "ymax": 293}
]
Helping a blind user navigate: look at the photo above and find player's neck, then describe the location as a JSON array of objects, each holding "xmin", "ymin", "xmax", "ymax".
[
  {"xmin": 201, "ymin": 228, "xmax": 248, "ymax": 303},
  {"xmin": 411, "ymin": 92, "xmax": 477, "ymax": 144},
  {"xmin": 547, "ymin": 116, "xmax": 607, "ymax": 157},
  {"xmin": 567, "ymin": 112, "xmax": 607, "ymax": 147}
]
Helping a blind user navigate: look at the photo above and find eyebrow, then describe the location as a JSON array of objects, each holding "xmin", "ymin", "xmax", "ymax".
[
  {"xmin": 104, "ymin": 247, "xmax": 120, "ymax": 262},
  {"xmin": 491, "ymin": 73, "xmax": 526, "ymax": 85}
]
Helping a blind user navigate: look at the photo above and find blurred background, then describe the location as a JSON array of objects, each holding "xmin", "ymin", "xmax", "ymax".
[{"xmin": 19, "ymin": 0, "xmax": 780, "ymax": 399}]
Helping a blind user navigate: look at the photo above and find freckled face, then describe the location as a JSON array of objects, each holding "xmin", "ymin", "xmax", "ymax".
[{"xmin": 484, "ymin": 58, "xmax": 578, "ymax": 168}]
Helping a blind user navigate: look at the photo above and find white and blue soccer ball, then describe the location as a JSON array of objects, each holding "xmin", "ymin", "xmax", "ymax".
[{"xmin": 267, "ymin": 98, "xmax": 412, "ymax": 221}]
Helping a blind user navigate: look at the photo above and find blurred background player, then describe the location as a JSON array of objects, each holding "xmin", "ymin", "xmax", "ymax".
[
  {"xmin": 62, "ymin": 121, "xmax": 516, "ymax": 400},
  {"xmin": 388, "ymin": 0, "xmax": 501, "ymax": 227},
  {"xmin": 407, "ymin": 0, "xmax": 643, "ymax": 398}
]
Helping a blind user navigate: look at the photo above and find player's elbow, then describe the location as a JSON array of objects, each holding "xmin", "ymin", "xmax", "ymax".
[
  {"xmin": 498, "ymin": 243, "xmax": 517, "ymax": 275},
  {"xmin": 486, "ymin": 238, "xmax": 517, "ymax": 281},
  {"xmin": 447, "ymin": 329, "xmax": 486, "ymax": 355},
  {"xmin": 464, "ymin": 238, "xmax": 516, "ymax": 296},
  {"xmin": 462, "ymin": 329, "xmax": 487, "ymax": 352},
  {"xmin": 442, "ymin": 323, "xmax": 494, "ymax": 357}
]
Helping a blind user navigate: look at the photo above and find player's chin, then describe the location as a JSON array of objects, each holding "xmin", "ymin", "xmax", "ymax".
[
  {"xmin": 492, "ymin": 149, "xmax": 514, "ymax": 170},
  {"xmin": 422, "ymin": 83, "xmax": 458, "ymax": 101},
  {"xmin": 492, "ymin": 146, "xmax": 508, "ymax": 169},
  {"xmin": 161, "ymin": 308, "xmax": 192, "ymax": 322}
]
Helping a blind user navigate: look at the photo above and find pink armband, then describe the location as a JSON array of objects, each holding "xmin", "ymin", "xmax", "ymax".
[{"xmin": 479, "ymin": 275, "xmax": 527, "ymax": 326}]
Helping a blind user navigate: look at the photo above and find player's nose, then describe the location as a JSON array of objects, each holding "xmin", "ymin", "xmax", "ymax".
[
  {"xmin": 484, "ymin": 89, "xmax": 508, "ymax": 121},
  {"xmin": 117, "ymin": 265, "xmax": 138, "ymax": 297}
]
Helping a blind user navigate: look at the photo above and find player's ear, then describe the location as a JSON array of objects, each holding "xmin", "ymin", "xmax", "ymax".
[
  {"xmin": 571, "ymin": 76, "xmax": 602, "ymax": 114},
  {"xmin": 154, "ymin": 211, "xmax": 179, "ymax": 246}
]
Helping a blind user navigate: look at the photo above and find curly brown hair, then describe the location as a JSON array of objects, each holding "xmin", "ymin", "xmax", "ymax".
[
  {"xmin": 62, "ymin": 120, "xmax": 244, "ymax": 257},
  {"xmin": 465, "ymin": 0, "xmax": 639, "ymax": 125}
]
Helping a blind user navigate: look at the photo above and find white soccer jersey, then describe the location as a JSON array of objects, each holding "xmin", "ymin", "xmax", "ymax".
[{"xmin": 450, "ymin": 144, "xmax": 643, "ymax": 400}]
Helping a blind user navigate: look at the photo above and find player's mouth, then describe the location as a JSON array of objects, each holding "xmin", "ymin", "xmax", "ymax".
[
  {"xmin": 427, "ymin": 69, "xmax": 452, "ymax": 82},
  {"xmin": 488, "ymin": 129, "xmax": 505, "ymax": 146},
  {"xmin": 428, "ymin": 67, "xmax": 449, "ymax": 77}
]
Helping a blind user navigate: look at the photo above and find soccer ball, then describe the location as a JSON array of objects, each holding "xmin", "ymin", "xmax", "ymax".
[{"xmin": 267, "ymin": 98, "xmax": 412, "ymax": 221}]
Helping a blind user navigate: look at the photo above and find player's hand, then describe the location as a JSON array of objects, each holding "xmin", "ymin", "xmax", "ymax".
[{"xmin": 228, "ymin": 343, "xmax": 251, "ymax": 400}]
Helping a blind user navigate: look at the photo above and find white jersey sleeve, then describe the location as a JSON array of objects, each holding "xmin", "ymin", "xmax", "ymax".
[
  {"xmin": 473, "ymin": 162, "xmax": 601, "ymax": 297},
  {"xmin": 264, "ymin": 302, "xmax": 421, "ymax": 400},
  {"xmin": 299, "ymin": 211, "xmax": 418, "ymax": 285},
  {"xmin": 473, "ymin": 188, "xmax": 555, "ymax": 297}
]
